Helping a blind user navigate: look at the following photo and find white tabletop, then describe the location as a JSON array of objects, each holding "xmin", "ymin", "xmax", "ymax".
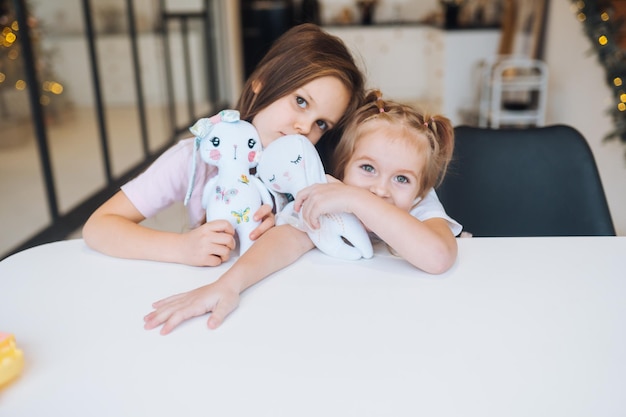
[{"xmin": 1, "ymin": 237, "xmax": 625, "ymax": 416}]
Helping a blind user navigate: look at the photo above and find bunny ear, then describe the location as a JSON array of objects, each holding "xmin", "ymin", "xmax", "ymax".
[
  {"xmin": 184, "ymin": 110, "xmax": 241, "ymax": 206},
  {"xmin": 184, "ymin": 136, "xmax": 202, "ymax": 206},
  {"xmin": 299, "ymin": 135, "xmax": 327, "ymax": 184},
  {"xmin": 189, "ymin": 110, "xmax": 240, "ymax": 138},
  {"xmin": 189, "ymin": 118, "xmax": 214, "ymax": 138},
  {"xmin": 219, "ymin": 109, "xmax": 240, "ymax": 123}
]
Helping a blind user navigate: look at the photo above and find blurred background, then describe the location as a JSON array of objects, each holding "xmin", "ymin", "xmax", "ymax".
[{"xmin": 1, "ymin": 0, "xmax": 625, "ymax": 260}]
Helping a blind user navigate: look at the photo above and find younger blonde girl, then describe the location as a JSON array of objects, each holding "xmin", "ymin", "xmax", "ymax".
[{"xmin": 295, "ymin": 90, "xmax": 461, "ymax": 269}]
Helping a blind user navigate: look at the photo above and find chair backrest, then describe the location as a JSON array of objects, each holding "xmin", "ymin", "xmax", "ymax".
[
  {"xmin": 436, "ymin": 125, "xmax": 616, "ymax": 237},
  {"xmin": 478, "ymin": 56, "xmax": 549, "ymax": 129}
]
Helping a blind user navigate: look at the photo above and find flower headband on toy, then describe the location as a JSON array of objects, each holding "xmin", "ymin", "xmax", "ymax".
[{"xmin": 184, "ymin": 109, "xmax": 241, "ymax": 206}]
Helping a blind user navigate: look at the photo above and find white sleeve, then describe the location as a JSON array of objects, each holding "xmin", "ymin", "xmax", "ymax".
[{"xmin": 410, "ymin": 189, "xmax": 463, "ymax": 237}]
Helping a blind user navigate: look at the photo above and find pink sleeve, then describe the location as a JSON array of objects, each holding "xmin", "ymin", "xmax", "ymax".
[{"xmin": 121, "ymin": 138, "xmax": 215, "ymax": 227}]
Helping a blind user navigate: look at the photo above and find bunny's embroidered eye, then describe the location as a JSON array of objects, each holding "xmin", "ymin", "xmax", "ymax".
[
  {"xmin": 291, "ymin": 155, "xmax": 302, "ymax": 164},
  {"xmin": 248, "ymin": 138, "xmax": 256, "ymax": 149},
  {"xmin": 268, "ymin": 174, "xmax": 276, "ymax": 183},
  {"xmin": 211, "ymin": 137, "xmax": 220, "ymax": 147}
]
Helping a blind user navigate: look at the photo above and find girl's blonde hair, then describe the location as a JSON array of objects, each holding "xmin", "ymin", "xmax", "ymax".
[
  {"xmin": 236, "ymin": 24, "xmax": 365, "ymax": 137},
  {"xmin": 331, "ymin": 90, "xmax": 454, "ymax": 200}
]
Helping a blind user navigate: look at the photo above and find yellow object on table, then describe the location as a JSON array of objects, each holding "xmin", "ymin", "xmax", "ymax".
[{"xmin": 0, "ymin": 332, "xmax": 24, "ymax": 389}]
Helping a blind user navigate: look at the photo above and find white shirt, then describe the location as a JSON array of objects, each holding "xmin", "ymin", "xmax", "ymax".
[{"xmin": 410, "ymin": 188, "xmax": 463, "ymax": 237}]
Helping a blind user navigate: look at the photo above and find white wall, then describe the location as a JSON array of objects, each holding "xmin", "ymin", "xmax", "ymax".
[{"xmin": 543, "ymin": 0, "xmax": 626, "ymax": 235}]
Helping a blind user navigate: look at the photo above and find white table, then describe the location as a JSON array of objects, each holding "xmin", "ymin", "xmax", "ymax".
[{"xmin": 1, "ymin": 237, "xmax": 625, "ymax": 416}]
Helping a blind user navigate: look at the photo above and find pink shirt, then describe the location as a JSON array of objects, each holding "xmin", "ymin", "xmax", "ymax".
[{"xmin": 121, "ymin": 138, "xmax": 217, "ymax": 228}]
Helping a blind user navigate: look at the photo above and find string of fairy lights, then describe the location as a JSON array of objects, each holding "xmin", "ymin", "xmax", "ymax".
[
  {"xmin": 571, "ymin": 0, "xmax": 626, "ymax": 146},
  {"xmin": 0, "ymin": 6, "xmax": 64, "ymax": 110}
]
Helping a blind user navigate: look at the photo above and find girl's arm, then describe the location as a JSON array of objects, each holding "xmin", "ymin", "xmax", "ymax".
[
  {"xmin": 82, "ymin": 191, "xmax": 238, "ymax": 266},
  {"xmin": 295, "ymin": 184, "xmax": 457, "ymax": 274},
  {"xmin": 353, "ymin": 195, "xmax": 457, "ymax": 274},
  {"xmin": 143, "ymin": 224, "xmax": 314, "ymax": 334}
]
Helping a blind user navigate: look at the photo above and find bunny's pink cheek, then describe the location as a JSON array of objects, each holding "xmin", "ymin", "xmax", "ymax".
[
  {"xmin": 248, "ymin": 151, "xmax": 256, "ymax": 163},
  {"xmin": 210, "ymin": 150, "xmax": 221, "ymax": 160}
]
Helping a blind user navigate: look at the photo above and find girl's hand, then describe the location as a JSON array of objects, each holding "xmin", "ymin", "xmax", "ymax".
[
  {"xmin": 179, "ymin": 220, "xmax": 236, "ymax": 266},
  {"xmin": 249, "ymin": 204, "xmax": 275, "ymax": 241},
  {"xmin": 294, "ymin": 182, "xmax": 357, "ymax": 229},
  {"xmin": 144, "ymin": 279, "xmax": 240, "ymax": 335}
]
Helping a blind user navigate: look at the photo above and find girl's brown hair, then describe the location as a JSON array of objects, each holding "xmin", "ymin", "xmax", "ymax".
[
  {"xmin": 236, "ymin": 24, "xmax": 365, "ymax": 134},
  {"xmin": 332, "ymin": 90, "xmax": 455, "ymax": 200}
]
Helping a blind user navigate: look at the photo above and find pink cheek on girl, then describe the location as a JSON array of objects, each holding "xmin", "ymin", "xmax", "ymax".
[
  {"xmin": 210, "ymin": 150, "xmax": 221, "ymax": 160},
  {"xmin": 248, "ymin": 151, "xmax": 256, "ymax": 163}
]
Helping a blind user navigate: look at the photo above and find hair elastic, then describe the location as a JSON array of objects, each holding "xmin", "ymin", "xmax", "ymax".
[{"xmin": 376, "ymin": 96, "xmax": 385, "ymax": 113}]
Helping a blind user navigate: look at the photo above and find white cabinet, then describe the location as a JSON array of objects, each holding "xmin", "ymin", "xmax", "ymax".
[
  {"xmin": 440, "ymin": 29, "xmax": 501, "ymax": 125},
  {"xmin": 325, "ymin": 25, "xmax": 500, "ymax": 126},
  {"xmin": 326, "ymin": 26, "xmax": 439, "ymax": 106}
]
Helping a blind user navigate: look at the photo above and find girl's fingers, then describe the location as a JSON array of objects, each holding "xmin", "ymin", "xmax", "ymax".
[
  {"xmin": 144, "ymin": 295, "xmax": 189, "ymax": 328},
  {"xmin": 203, "ymin": 219, "xmax": 235, "ymax": 235},
  {"xmin": 151, "ymin": 292, "xmax": 184, "ymax": 309},
  {"xmin": 253, "ymin": 204, "xmax": 273, "ymax": 221},
  {"xmin": 206, "ymin": 298, "xmax": 235, "ymax": 329},
  {"xmin": 147, "ymin": 300, "xmax": 204, "ymax": 334},
  {"xmin": 159, "ymin": 310, "xmax": 189, "ymax": 335}
]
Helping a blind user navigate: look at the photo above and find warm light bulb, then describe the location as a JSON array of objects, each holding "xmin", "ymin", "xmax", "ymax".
[
  {"xmin": 614, "ymin": 77, "xmax": 623, "ymax": 87},
  {"xmin": 15, "ymin": 80, "xmax": 26, "ymax": 90},
  {"xmin": 601, "ymin": 12, "xmax": 609, "ymax": 21},
  {"xmin": 618, "ymin": 102, "xmax": 626, "ymax": 111},
  {"xmin": 599, "ymin": 35, "xmax": 608, "ymax": 46},
  {"xmin": 50, "ymin": 82, "xmax": 63, "ymax": 94},
  {"xmin": 577, "ymin": 12, "xmax": 586, "ymax": 22}
]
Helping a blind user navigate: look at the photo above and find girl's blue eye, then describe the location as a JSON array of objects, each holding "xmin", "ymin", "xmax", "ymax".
[
  {"xmin": 360, "ymin": 164, "xmax": 374, "ymax": 173},
  {"xmin": 395, "ymin": 175, "xmax": 410, "ymax": 184},
  {"xmin": 296, "ymin": 96, "xmax": 307, "ymax": 109},
  {"xmin": 316, "ymin": 120, "xmax": 328, "ymax": 131}
]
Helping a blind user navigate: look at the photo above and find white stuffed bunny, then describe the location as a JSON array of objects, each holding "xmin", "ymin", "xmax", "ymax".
[
  {"xmin": 185, "ymin": 110, "xmax": 273, "ymax": 255},
  {"xmin": 257, "ymin": 134, "xmax": 373, "ymax": 260}
]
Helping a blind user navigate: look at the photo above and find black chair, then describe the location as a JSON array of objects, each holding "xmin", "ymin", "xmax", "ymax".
[{"xmin": 436, "ymin": 125, "xmax": 616, "ymax": 237}]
